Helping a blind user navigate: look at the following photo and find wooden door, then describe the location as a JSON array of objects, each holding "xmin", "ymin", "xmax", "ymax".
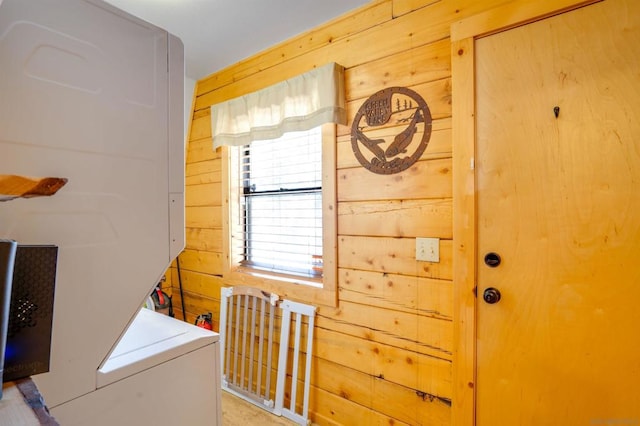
[{"xmin": 475, "ymin": 1, "xmax": 640, "ymax": 424}]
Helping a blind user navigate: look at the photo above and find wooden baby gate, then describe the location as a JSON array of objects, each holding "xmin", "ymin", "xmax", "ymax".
[{"xmin": 219, "ymin": 286, "xmax": 316, "ymax": 425}]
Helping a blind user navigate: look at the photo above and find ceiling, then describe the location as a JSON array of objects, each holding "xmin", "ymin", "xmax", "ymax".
[{"xmin": 103, "ymin": 0, "xmax": 371, "ymax": 81}]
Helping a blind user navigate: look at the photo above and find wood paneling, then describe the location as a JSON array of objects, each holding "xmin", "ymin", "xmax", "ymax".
[
  {"xmin": 345, "ymin": 38, "xmax": 451, "ymax": 101},
  {"xmin": 338, "ymin": 198, "xmax": 452, "ymax": 238},
  {"xmin": 170, "ymin": 268, "xmax": 224, "ymax": 299},
  {"xmin": 316, "ymin": 300, "xmax": 452, "ymax": 360},
  {"xmin": 186, "ymin": 138, "xmax": 218, "ymax": 163},
  {"xmin": 189, "ymin": 113, "xmax": 212, "ymax": 142},
  {"xmin": 337, "ymin": 124, "xmax": 452, "ymax": 169},
  {"xmin": 338, "ymin": 235, "xmax": 453, "ymax": 280},
  {"xmin": 337, "ymin": 158, "xmax": 452, "ymax": 202},
  {"xmin": 185, "ymin": 160, "xmax": 220, "ymax": 185},
  {"xmin": 170, "ymin": 0, "xmax": 600, "ymax": 424},
  {"xmin": 392, "ymin": 0, "xmax": 441, "ymax": 18},
  {"xmin": 197, "ymin": 1, "xmax": 393, "ymax": 97},
  {"xmin": 344, "ymin": 78, "xmax": 452, "ymax": 131},
  {"xmin": 180, "ymin": 0, "xmax": 459, "ymax": 422},
  {"xmin": 170, "ymin": 291, "xmax": 220, "ymax": 329},
  {"xmin": 185, "ymin": 228, "xmax": 222, "ymax": 251},
  {"xmin": 175, "ymin": 249, "xmax": 223, "ymax": 276},
  {"xmin": 313, "ymin": 358, "xmax": 451, "ymax": 426},
  {"xmin": 185, "ymin": 183, "xmax": 221, "ymax": 207},
  {"xmin": 314, "ymin": 327, "xmax": 451, "ymax": 398},
  {"xmin": 185, "ymin": 206, "xmax": 222, "ymax": 229},
  {"xmin": 193, "ymin": 1, "xmax": 454, "ymax": 111},
  {"xmin": 311, "ymin": 385, "xmax": 411, "ymax": 426},
  {"xmin": 339, "ymin": 268, "xmax": 453, "ymax": 319}
]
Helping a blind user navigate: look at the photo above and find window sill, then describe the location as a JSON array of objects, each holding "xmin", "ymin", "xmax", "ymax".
[{"xmin": 223, "ymin": 266, "xmax": 337, "ymax": 307}]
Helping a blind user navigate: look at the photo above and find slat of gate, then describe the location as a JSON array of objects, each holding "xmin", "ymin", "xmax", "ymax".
[
  {"xmin": 265, "ymin": 298, "xmax": 276, "ymax": 402},
  {"xmin": 302, "ymin": 310, "xmax": 315, "ymax": 419},
  {"xmin": 291, "ymin": 312, "xmax": 302, "ymax": 413},
  {"xmin": 232, "ymin": 294, "xmax": 241, "ymax": 386},
  {"xmin": 248, "ymin": 296, "xmax": 257, "ymax": 393},
  {"xmin": 220, "ymin": 287, "xmax": 232, "ymax": 385},
  {"xmin": 256, "ymin": 298, "xmax": 265, "ymax": 399},
  {"xmin": 240, "ymin": 294, "xmax": 249, "ymax": 387}
]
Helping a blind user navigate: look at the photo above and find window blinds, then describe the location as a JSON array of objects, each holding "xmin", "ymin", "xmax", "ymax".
[{"xmin": 240, "ymin": 127, "xmax": 322, "ymax": 278}]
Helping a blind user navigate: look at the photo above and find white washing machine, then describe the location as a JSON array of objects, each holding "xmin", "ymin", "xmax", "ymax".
[{"xmin": 0, "ymin": 0, "xmax": 221, "ymax": 424}]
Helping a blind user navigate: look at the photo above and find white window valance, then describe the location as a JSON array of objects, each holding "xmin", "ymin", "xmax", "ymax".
[{"xmin": 211, "ymin": 62, "xmax": 346, "ymax": 148}]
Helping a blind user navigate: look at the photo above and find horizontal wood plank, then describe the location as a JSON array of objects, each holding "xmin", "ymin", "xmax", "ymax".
[
  {"xmin": 371, "ymin": 374, "xmax": 450, "ymax": 426},
  {"xmin": 189, "ymin": 113, "xmax": 212, "ymax": 142},
  {"xmin": 194, "ymin": 1, "xmax": 454, "ymax": 110},
  {"xmin": 345, "ymin": 38, "xmax": 451, "ymax": 102},
  {"xmin": 337, "ymin": 157, "xmax": 452, "ymax": 202},
  {"xmin": 394, "ymin": 0, "xmax": 513, "ymax": 20},
  {"xmin": 310, "ymin": 384, "xmax": 411, "ymax": 426},
  {"xmin": 197, "ymin": 1, "xmax": 393, "ymax": 95},
  {"xmin": 392, "ymin": 0, "xmax": 441, "ymax": 17},
  {"xmin": 176, "ymin": 249, "xmax": 223, "ymax": 276},
  {"xmin": 186, "ymin": 158, "xmax": 220, "ymax": 177},
  {"xmin": 186, "ymin": 138, "xmax": 218, "ymax": 164},
  {"xmin": 314, "ymin": 327, "xmax": 451, "ymax": 397},
  {"xmin": 337, "ymin": 125, "xmax": 452, "ymax": 168},
  {"xmin": 185, "ymin": 160, "xmax": 220, "ymax": 186},
  {"xmin": 345, "ymin": 78, "xmax": 452, "ymax": 134},
  {"xmin": 169, "ymin": 268, "xmax": 224, "ymax": 302},
  {"xmin": 312, "ymin": 357, "xmax": 451, "ymax": 425},
  {"xmin": 316, "ymin": 300, "xmax": 452, "ymax": 360},
  {"xmin": 169, "ymin": 291, "xmax": 220, "ymax": 330},
  {"xmin": 339, "ymin": 268, "xmax": 453, "ymax": 320},
  {"xmin": 185, "ymin": 171, "xmax": 220, "ymax": 186},
  {"xmin": 186, "ymin": 205, "xmax": 222, "ymax": 229},
  {"xmin": 338, "ymin": 198, "xmax": 452, "ymax": 238},
  {"xmin": 185, "ymin": 228, "xmax": 223, "ymax": 252},
  {"xmin": 338, "ymin": 235, "xmax": 453, "ymax": 280},
  {"xmin": 185, "ymin": 182, "xmax": 221, "ymax": 207}
]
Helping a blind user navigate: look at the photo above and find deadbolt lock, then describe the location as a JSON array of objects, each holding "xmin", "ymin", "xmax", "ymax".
[{"xmin": 484, "ymin": 252, "xmax": 501, "ymax": 267}]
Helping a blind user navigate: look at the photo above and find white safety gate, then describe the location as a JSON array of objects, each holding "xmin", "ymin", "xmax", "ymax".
[{"xmin": 219, "ymin": 286, "xmax": 316, "ymax": 425}]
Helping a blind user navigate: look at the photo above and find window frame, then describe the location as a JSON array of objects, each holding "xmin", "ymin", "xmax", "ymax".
[{"xmin": 221, "ymin": 123, "xmax": 337, "ymax": 307}]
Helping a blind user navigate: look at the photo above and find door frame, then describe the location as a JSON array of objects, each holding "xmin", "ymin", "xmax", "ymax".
[{"xmin": 450, "ymin": 1, "xmax": 603, "ymax": 424}]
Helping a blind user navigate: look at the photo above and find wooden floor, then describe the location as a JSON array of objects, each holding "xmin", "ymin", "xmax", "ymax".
[{"xmin": 221, "ymin": 390, "xmax": 299, "ymax": 426}]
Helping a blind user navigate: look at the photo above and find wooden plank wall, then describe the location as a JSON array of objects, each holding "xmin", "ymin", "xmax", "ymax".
[{"xmin": 165, "ymin": 0, "xmax": 513, "ymax": 424}]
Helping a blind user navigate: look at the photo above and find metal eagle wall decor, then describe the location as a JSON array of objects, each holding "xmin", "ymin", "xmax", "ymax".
[{"xmin": 351, "ymin": 87, "xmax": 432, "ymax": 174}]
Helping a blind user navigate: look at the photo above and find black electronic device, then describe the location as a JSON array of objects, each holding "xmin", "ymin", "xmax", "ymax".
[{"xmin": 2, "ymin": 244, "xmax": 58, "ymax": 383}]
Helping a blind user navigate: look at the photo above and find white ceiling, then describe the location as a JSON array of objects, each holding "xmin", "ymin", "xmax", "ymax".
[{"xmin": 103, "ymin": 0, "xmax": 370, "ymax": 81}]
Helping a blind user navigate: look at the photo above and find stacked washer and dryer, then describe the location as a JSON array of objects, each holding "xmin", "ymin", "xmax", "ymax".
[{"xmin": 0, "ymin": 1, "xmax": 221, "ymax": 424}]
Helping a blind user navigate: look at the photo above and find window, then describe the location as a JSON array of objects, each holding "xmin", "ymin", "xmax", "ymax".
[
  {"xmin": 221, "ymin": 124, "xmax": 337, "ymax": 306},
  {"xmin": 212, "ymin": 63, "xmax": 344, "ymax": 306},
  {"xmin": 240, "ymin": 127, "xmax": 323, "ymax": 281}
]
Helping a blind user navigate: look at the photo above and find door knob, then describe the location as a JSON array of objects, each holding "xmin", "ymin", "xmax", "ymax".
[{"xmin": 483, "ymin": 287, "xmax": 501, "ymax": 304}]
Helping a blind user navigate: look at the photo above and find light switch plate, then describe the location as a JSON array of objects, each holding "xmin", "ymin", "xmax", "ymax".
[{"xmin": 416, "ymin": 237, "xmax": 439, "ymax": 262}]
